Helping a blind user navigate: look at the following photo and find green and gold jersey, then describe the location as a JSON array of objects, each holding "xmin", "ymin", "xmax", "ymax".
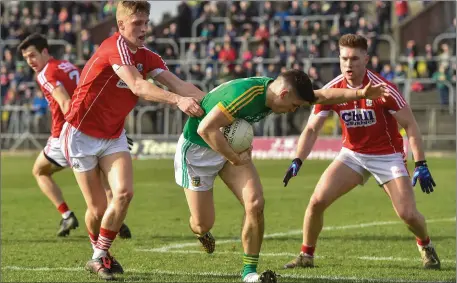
[{"xmin": 183, "ymin": 77, "xmax": 273, "ymax": 147}]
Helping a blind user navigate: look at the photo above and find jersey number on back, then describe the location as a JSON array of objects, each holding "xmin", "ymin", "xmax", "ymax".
[{"xmin": 58, "ymin": 62, "xmax": 80, "ymax": 85}]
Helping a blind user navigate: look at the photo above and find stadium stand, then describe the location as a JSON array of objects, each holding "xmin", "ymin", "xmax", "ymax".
[{"xmin": 1, "ymin": 1, "xmax": 455, "ymax": 150}]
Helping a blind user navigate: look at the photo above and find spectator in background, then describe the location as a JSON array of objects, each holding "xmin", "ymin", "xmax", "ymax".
[
  {"xmin": 381, "ymin": 64, "xmax": 395, "ymax": 82},
  {"xmin": 395, "ymin": 0, "xmax": 408, "ymax": 23},
  {"xmin": 62, "ymin": 44, "xmax": 77, "ymax": 62},
  {"xmin": 62, "ymin": 22, "xmax": 76, "ymax": 45},
  {"xmin": 218, "ymin": 41, "xmax": 237, "ymax": 65},
  {"xmin": 31, "ymin": 90, "xmax": 49, "ymax": 133},
  {"xmin": 424, "ymin": 43, "xmax": 437, "ymax": 77},
  {"xmin": 439, "ymin": 43, "xmax": 451, "ymax": 71},
  {"xmin": 368, "ymin": 55, "xmax": 382, "ymax": 73},
  {"xmin": 81, "ymin": 29, "xmax": 94, "ymax": 60},
  {"xmin": 432, "ymin": 65, "xmax": 451, "ymax": 106},
  {"xmin": 308, "ymin": 66, "xmax": 324, "ymax": 89},
  {"xmin": 376, "ymin": 1, "xmax": 391, "ymax": 34}
]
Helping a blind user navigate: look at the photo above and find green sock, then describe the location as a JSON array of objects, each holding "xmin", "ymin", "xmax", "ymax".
[{"xmin": 242, "ymin": 253, "xmax": 259, "ymax": 279}]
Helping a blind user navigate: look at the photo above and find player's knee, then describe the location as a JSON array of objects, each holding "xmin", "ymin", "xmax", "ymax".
[
  {"xmin": 114, "ymin": 188, "xmax": 134, "ymax": 206},
  {"xmin": 88, "ymin": 205, "xmax": 107, "ymax": 221},
  {"xmin": 245, "ymin": 195, "xmax": 265, "ymax": 216},
  {"xmin": 308, "ymin": 195, "xmax": 328, "ymax": 213},
  {"xmin": 191, "ymin": 217, "xmax": 213, "ymax": 235},
  {"xmin": 32, "ymin": 164, "xmax": 47, "ymax": 177},
  {"xmin": 397, "ymin": 207, "xmax": 419, "ymax": 224}
]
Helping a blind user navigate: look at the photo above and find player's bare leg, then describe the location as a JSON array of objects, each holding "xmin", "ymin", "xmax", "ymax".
[
  {"xmin": 103, "ymin": 175, "xmax": 132, "ymax": 239},
  {"xmin": 32, "ymin": 151, "xmax": 78, "ymax": 236},
  {"xmin": 284, "ymin": 160, "xmax": 362, "ymax": 269},
  {"xmin": 73, "ymin": 165, "xmax": 113, "ymax": 280},
  {"xmin": 383, "ymin": 176, "xmax": 440, "ymax": 269},
  {"xmin": 184, "ymin": 189, "xmax": 216, "ymax": 253},
  {"xmin": 219, "ymin": 161, "xmax": 273, "ymax": 283}
]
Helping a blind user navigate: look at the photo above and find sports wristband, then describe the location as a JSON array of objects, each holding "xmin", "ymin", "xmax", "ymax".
[{"xmin": 415, "ymin": 160, "xmax": 427, "ymax": 167}]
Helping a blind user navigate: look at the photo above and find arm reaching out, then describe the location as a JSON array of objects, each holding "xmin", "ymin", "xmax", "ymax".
[
  {"xmin": 314, "ymin": 81, "xmax": 389, "ymax": 105},
  {"xmin": 283, "ymin": 113, "xmax": 328, "ymax": 186},
  {"xmin": 115, "ymin": 65, "xmax": 203, "ymax": 117}
]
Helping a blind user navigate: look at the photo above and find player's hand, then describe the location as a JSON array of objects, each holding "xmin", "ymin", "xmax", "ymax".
[
  {"xmin": 283, "ymin": 158, "xmax": 302, "ymax": 187},
  {"xmin": 412, "ymin": 160, "xmax": 436, "ymax": 194},
  {"xmin": 126, "ymin": 135, "xmax": 133, "ymax": 151},
  {"xmin": 177, "ymin": 97, "xmax": 204, "ymax": 117},
  {"xmin": 230, "ymin": 147, "xmax": 252, "ymax": 166},
  {"xmin": 359, "ymin": 81, "xmax": 390, "ymax": 102}
]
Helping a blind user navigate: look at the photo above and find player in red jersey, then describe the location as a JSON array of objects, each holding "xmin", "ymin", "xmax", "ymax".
[
  {"xmin": 282, "ymin": 34, "xmax": 440, "ymax": 270},
  {"xmin": 59, "ymin": 1, "xmax": 204, "ymax": 280},
  {"xmin": 19, "ymin": 33, "xmax": 133, "ymax": 239}
]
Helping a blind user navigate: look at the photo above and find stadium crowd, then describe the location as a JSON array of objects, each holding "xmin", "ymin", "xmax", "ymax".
[{"xmin": 1, "ymin": 0, "xmax": 456, "ymax": 136}]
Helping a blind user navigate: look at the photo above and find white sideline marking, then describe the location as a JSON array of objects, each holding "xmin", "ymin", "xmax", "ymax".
[
  {"xmin": 135, "ymin": 249, "xmax": 456, "ymax": 264},
  {"xmin": 147, "ymin": 217, "xmax": 456, "ymax": 252},
  {"xmin": 2, "ymin": 266, "xmax": 449, "ymax": 283}
]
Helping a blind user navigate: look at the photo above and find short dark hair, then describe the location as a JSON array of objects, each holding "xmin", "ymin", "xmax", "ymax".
[
  {"xmin": 338, "ymin": 34, "xmax": 368, "ymax": 51},
  {"xmin": 17, "ymin": 33, "xmax": 48, "ymax": 54},
  {"xmin": 278, "ymin": 69, "xmax": 316, "ymax": 104}
]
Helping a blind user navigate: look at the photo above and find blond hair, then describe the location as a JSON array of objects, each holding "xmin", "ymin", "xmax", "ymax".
[{"xmin": 116, "ymin": 1, "xmax": 150, "ymax": 21}]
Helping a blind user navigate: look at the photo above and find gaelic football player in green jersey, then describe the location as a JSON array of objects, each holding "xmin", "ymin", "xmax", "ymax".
[{"xmin": 174, "ymin": 70, "xmax": 388, "ymax": 282}]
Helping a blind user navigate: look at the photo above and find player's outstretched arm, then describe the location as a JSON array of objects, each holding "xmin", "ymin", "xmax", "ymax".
[
  {"xmin": 115, "ymin": 65, "xmax": 203, "ymax": 117},
  {"xmin": 154, "ymin": 71, "xmax": 206, "ymax": 101},
  {"xmin": 197, "ymin": 106, "xmax": 250, "ymax": 166},
  {"xmin": 314, "ymin": 81, "xmax": 389, "ymax": 105},
  {"xmin": 393, "ymin": 105, "xmax": 436, "ymax": 193},
  {"xmin": 51, "ymin": 85, "xmax": 71, "ymax": 114},
  {"xmin": 283, "ymin": 113, "xmax": 327, "ymax": 186}
]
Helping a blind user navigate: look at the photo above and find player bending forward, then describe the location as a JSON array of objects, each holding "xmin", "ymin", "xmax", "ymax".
[
  {"xmin": 283, "ymin": 34, "xmax": 440, "ymax": 270},
  {"xmin": 19, "ymin": 33, "xmax": 132, "ymax": 238},
  {"xmin": 174, "ymin": 69, "xmax": 388, "ymax": 282},
  {"xmin": 59, "ymin": 1, "xmax": 204, "ymax": 280}
]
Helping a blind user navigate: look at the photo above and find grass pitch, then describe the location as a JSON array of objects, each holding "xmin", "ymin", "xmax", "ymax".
[{"xmin": 1, "ymin": 156, "xmax": 455, "ymax": 282}]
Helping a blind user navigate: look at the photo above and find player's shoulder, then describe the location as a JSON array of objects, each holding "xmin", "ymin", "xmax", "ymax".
[
  {"xmin": 366, "ymin": 69, "xmax": 399, "ymax": 90},
  {"xmin": 98, "ymin": 32, "xmax": 125, "ymax": 54},
  {"xmin": 322, "ymin": 74, "xmax": 345, "ymax": 89}
]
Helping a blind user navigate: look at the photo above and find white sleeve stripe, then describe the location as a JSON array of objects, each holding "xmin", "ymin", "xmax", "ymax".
[
  {"xmin": 150, "ymin": 68, "xmax": 164, "ymax": 78},
  {"xmin": 316, "ymin": 111, "xmax": 330, "ymax": 117},
  {"xmin": 116, "ymin": 37, "xmax": 126, "ymax": 65},
  {"xmin": 367, "ymin": 72, "xmax": 406, "ymax": 108},
  {"xmin": 37, "ymin": 67, "xmax": 54, "ymax": 93},
  {"xmin": 368, "ymin": 70, "xmax": 406, "ymax": 107},
  {"xmin": 120, "ymin": 37, "xmax": 133, "ymax": 65},
  {"xmin": 322, "ymin": 74, "xmax": 344, "ymax": 89}
]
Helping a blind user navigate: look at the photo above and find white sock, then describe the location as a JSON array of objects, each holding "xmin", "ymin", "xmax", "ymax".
[
  {"xmin": 92, "ymin": 248, "xmax": 107, "ymax": 259},
  {"xmin": 62, "ymin": 210, "xmax": 72, "ymax": 219}
]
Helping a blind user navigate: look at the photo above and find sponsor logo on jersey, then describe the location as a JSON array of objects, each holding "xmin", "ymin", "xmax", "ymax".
[
  {"xmin": 366, "ymin": 99, "xmax": 373, "ymax": 106},
  {"xmin": 116, "ymin": 64, "xmax": 143, "ymax": 89},
  {"xmin": 243, "ymin": 110, "xmax": 272, "ymax": 123},
  {"xmin": 341, "ymin": 109, "xmax": 376, "ymax": 128}
]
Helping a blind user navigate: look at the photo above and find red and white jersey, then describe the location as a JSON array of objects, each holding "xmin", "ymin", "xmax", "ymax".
[
  {"xmin": 36, "ymin": 58, "xmax": 80, "ymax": 138},
  {"xmin": 65, "ymin": 32, "xmax": 168, "ymax": 139},
  {"xmin": 313, "ymin": 70, "xmax": 407, "ymax": 155}
]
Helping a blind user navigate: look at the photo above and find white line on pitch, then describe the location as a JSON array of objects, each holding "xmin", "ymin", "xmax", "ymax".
[
  {"xmin": 134, "ymin": 249, "xmax": 456, "ymax": 264},
  {"xmin": 2, "ymin": 266, "xmax": 448, "ymax": 283},
  {"xmin": 146, "ymin": 217, "xmax": 456, "ymax": 252}
]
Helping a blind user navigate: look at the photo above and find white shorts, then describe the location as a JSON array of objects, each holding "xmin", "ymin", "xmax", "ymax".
[
  {"xmin": 174, "ymin": 134, "xmax": 227, "ymax": 191},
  {"xmin": 59, "ymin": 122, "xmax": 129, "ymax": 173},
  {"xmin": 43, "ymin": 137, "xmax": 69, "ymax": 167},
  {"xmin": 336, "ymin": 147, "xmax": 409, "ymax": 186}
]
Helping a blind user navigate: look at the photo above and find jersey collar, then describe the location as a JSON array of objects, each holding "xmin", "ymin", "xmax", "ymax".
[{"xmin": 342, "ymin": 70, "xmax": 370, "ymax": 89}]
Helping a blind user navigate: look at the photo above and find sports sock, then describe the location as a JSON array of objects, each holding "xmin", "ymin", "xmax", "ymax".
[
  {"xmin": 93, "ymin": 227, "xmax": 117, "ymax": 259},
  {"xmin": 301, "ymin": 244, "xmax": 315, "ymax": 257},
  {"xmin": 89, "ymin": 232, "xmax": 98, "ymax": 250},
  {"xmin": 416, "ymin": 236, "xmax": 431, "ymax": 247},
  {"xmin": 242, "ymin": 254, "xmax": 259, "ymax": 279},
  {"xmin": 57, "ymin": 202, "xmax": 72, "ymax": 219}
]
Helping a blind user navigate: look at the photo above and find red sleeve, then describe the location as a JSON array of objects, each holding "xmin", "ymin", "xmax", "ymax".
[
  {"xmin": 37, "ymin": 66, "xmax": 60, "ymax": 93},
  {"xmin": 381, "ymin": 83, "xmax": 407, "ymax": 112},
  {"xmin": 145, "ymin": 49, "xmax": 169, "ymax": 78},
  {"xmin": 312, "ymin": 104, "xmax": 333, "ymax": 116},
  {"xmin": 109, "ymin": 36, "xmax": 134, "ymax": 68}
]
